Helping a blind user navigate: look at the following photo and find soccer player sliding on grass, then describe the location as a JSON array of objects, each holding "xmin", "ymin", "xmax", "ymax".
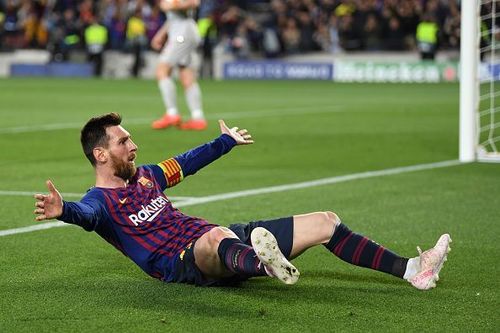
[{"xmin": 34, "ymin": 113, "xmax": 451, "ymax": 290}]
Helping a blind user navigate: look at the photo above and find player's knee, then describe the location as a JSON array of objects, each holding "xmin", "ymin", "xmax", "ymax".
[
  {"xmin": 179, "ymin": 71, "xmax": 195, "ymax": 88},
  {"xmin": 324, "ymin": 211, "xmax": 341, "ymax": 226},
  {"xmin": 317, "ymin": 211, "xmax": 340, "ymax": 240},
  {"xmin": 180, "ymin": 79, "xmax": 194, "ymax": 90},
  {"xmin": 156, "ymin": 70, "xmax": 165, "ymax": 81},
  {"xmin": 206, "ymin": 227, "xmax": 238, "ymax": 248},
  {"xmin": 314, "ymin": 211, "xmax": 340, "ymax": 232},
  {"xmin": 156, "ymin": 64, "xmax": 171, "ymax": 80}
]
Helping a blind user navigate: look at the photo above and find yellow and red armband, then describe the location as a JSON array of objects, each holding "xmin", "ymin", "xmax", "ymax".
[{"xmin": 157, "ymin": 158, "xmax": 184, "ymax": 188}]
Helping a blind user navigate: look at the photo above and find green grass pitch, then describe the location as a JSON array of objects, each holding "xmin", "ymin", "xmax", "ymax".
[{"xmin": 0, "ymin": 78, "xmax": 499, "ymax": 332}]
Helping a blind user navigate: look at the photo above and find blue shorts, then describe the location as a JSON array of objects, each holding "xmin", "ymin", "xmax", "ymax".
[{"xmin": 171, "ymin": 216, "xmax": 294, "ymax": 286}]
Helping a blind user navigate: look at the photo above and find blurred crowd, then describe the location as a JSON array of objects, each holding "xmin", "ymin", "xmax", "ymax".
[
  {"xmin": 0, "ymin": 0, "xmax": 166, "ymax": 61},
  {"xmin": 220, "ymin": 0, "xmax": 462, "ymax": 58},
  {"xmin": 0, "ymin": 0, "xmax": 463, "ymax": 59}
]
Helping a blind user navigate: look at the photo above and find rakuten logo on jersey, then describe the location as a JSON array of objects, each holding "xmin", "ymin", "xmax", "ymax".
[{"xmin": 128, "ymin": 196, "xmax": 168, "ymax": 226}]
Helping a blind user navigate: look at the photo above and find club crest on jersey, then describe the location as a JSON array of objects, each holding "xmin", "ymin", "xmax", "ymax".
[{"xmin": 138, "ymin": 176, "xmax": 153, "ymax": 188}]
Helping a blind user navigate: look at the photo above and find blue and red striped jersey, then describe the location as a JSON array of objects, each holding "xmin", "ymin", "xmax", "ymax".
[{"xmin": 59, "ymin": 134, "xmax": 236, "ymax": 281}]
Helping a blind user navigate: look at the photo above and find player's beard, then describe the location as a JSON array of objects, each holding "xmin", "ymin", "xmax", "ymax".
[{"xmin": 110, "ymin": 152, "xmax": 136, "ymax": 181}]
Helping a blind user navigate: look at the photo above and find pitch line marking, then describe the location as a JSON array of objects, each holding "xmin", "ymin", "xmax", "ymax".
[
  {"xmin": 0, "ymin": 159, "xmax": 462, "ymax": 237},
  {"xmin": 0, "ymin": 190, "xmax": 85, "ymax": 198},
  {"xmin": 174, "ymin": 160, "xmax": 462, "ymax": 207},
  {"xmin": 0, "ymin": 103, "xmax": 428, "ymax": 134},
  {"xmin": 0, "ymin": 190, "xmax": 196, "ymax": 202},
  {"xmin": 0, "ymin": 221, "xmax": 68, "ymax": 236},
  {"xmin": 0, "ymin": 106, "xmax": 336, "ymax": 134}
]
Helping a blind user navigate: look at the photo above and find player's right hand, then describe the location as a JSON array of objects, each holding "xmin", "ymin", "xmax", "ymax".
[
  {"xmin": 34, "ymin": 180, "xmax": 63, "ymax": 221},
  {"xmin": 151, "ymin": 35, "xmax": 163, "ymax": 51}
]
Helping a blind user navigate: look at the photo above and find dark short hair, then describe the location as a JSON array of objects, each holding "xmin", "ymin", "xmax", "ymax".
[{"xmin": 80, "ymin": 113, "xmax": 122, "ymax": 166}]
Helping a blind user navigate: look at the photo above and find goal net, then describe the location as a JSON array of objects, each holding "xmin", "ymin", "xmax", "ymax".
[{"xmin": 460, "ymin": 0, "xmax": 500, "ymax": 162}]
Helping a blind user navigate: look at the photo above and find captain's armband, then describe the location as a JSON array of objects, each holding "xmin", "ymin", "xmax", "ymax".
[{"xmin": 158, "ymin": 158, "xmax": 184, "ymax": 188}]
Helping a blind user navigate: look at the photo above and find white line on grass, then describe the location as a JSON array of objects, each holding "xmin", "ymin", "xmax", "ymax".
[
  {"xmin": 0, "ymin": 190, "xmax": 196, "ymax": 202},
  {"xmin": 174, "ymin": 159, "xmax": 463, "ymax": 207},
  {"xmin": 0, "ymin": 103, "xmax": 425, "ymax": 134},
  {"xmin": 0, "ymin": 159, "xmax": 462, "ymax": 237},
  {"xmin": 0, "ymin": 190, "xmax": 85, "ymax": 198},
  {"xmin": 0, "ymin": 221, "xmax": 68, "ymax": 236},
  {"xmin": 0, "ymin": 106, "xmax": 336, "ymax": 134}
]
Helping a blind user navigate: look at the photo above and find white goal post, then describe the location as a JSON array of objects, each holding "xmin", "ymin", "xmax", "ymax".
[{"xmin": 460, "ymin": 0, "xmax": 500, "ymax": 162}]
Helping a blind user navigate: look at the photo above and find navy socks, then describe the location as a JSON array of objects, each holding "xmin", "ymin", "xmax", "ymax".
[
  {"xmin": 324, "ymin": 223, "xmax": 408, "ymax": 278},
  {"xmin": 217, "ymin": 238, "xmax": 267, "ymax": 276}
]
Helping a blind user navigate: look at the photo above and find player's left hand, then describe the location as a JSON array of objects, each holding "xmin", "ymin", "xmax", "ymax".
[{"xmin": 219, "ymin": 119, "xmax": 254, "ymax": 145}]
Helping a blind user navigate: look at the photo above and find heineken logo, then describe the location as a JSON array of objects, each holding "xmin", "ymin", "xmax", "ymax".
[{"xmin": 335, "ymin": 61, "xmax": 458, "ymax": 83}]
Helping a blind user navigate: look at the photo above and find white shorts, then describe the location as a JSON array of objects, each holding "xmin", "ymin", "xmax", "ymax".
[{"xmin": 159, "ymin": 20, "xmax": 201, "ymax": 67}]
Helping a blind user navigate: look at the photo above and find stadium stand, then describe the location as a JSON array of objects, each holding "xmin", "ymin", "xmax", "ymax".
[{"xmin": 0, "ymin": 0, "xmax": 461, "ymax": 59}]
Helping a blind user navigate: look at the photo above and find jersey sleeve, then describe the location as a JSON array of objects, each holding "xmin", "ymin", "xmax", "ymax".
[
  {"xmin": 151, "ymin": 133, "xmax": 237, "ymax": 190},
  {"xmin": 57, "ymin": 192, "xmax": 107, "ymax": 232},
  {"xmin": 157, "ymin": 157, "xmax": 184, "ymax": 188}
]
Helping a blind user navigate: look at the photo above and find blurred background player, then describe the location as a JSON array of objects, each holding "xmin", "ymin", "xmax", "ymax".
[
  {"xmin": 151, "ymin": 0, "xmax": 207, "ymax": 131},
  {"xmin": 84, "ymin": 16, "xmax": 108, "ymax": 77}
]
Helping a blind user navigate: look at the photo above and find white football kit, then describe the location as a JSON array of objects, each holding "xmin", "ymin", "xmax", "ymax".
[{"xmin": 159, "ymin": 9, "xmax": 201, "ymax": 67}]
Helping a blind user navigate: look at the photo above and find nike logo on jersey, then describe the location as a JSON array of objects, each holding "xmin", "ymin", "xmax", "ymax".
[
  {"xmin": 119, "ymin": 198, "xmax": 127, "ymax": 205},
  {"xmin": 128, "ymin": 196, "xmax": 168, "ymax": 226}
]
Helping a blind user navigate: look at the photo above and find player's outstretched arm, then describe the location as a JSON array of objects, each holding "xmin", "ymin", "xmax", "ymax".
[
  {"xmin": 219, "ymin": 119, "xmax": 254, "ymax": 146},
  {"xmin": 34, "ymin": 180, "xmax": 63, "ymax": 221},
  {"xmin": 154, "ymin": 120, "xmax": 253, "ymax": 189}
]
